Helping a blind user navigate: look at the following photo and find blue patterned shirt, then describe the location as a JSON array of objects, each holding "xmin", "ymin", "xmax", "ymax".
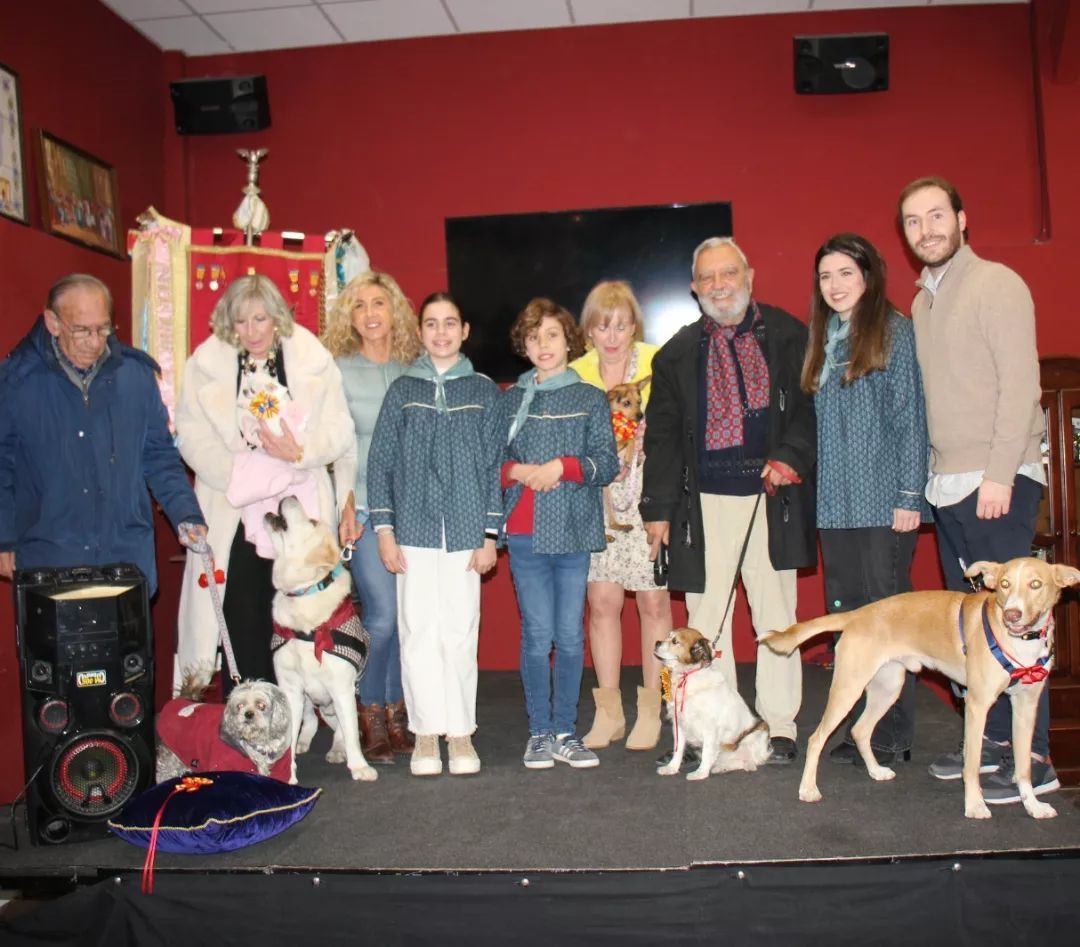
[{"xmin": 814, "ymin": 313, "xmax": 930, "ymax": 529}]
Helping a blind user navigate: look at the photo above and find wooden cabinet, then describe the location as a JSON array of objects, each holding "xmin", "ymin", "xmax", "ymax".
[{"xmin": 1036, "ymin": 358, "xmax": 1080, "ymax": 785}]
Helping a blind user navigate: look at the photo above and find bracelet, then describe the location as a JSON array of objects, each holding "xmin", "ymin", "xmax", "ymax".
[{"xmin": 294, "ymin": 446, "xmax": 304, "ymax": 464}]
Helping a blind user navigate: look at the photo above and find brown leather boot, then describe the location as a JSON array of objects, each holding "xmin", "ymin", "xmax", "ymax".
[
  {"xmin": 358, "ymin": 702, "xmax": 394, "ymax": 764},
  {"xmin": 385, "ymin": 700, "xmax": 415, "ymax": 754}
]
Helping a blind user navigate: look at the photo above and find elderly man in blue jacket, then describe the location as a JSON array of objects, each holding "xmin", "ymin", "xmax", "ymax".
[{"xmin": 0, "ymin": 274, "xmax": 205, "ymax": 592}]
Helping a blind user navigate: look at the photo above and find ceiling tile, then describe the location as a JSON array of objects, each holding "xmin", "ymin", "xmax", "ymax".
[
  {"xmin": 324, "ymin": 0, "xmax": 458, "ymax": 42},
  {"xmin": 100, "ymin": 0, "xmax": 192, "ymax": 18},
  {"xmin": 571, "ymin": 0, "xmax": 690, "ymax": 27},
  {"xmin": 694, "ymin": 0, "xmax": 808, "ymax": 16},
  {"xmin": 447, "ymin": 0, "xmax": 572, "ymax": 34},
  {"xmin": 133, "ymin": 15, "xmax": 232, "ymax": 54},
  {"xmin": 188, "ymin": 0, "xmax": 314, "ymax": 12},
  {"xmin": 206, "ymin": 7, "xmax": 343, "ymax": 51}
]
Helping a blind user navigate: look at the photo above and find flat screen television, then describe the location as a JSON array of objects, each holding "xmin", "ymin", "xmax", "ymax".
[{"xmin": 445, "ymin": 201, "xmax": 733, "ymax": 381}]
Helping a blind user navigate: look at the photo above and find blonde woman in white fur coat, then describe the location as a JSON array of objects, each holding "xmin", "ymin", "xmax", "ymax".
[{"xmin": 174, "ymin": 275, "xmax": 357, "ymax": 695}]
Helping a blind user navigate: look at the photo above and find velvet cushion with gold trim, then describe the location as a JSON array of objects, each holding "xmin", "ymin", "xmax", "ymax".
[{"xmin": 108, "ymin": 772, "xmax": 321, "ymax": 854}]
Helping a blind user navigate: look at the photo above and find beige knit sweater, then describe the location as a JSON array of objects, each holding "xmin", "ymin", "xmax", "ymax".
[{"xmin": 911, "ymin": 244, "xmax": 1043, "ymax": 485}]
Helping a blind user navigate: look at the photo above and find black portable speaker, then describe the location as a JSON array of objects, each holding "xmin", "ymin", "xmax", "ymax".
[
  {"xmin": 794, "ymin": 34, "xmax": 889, "ymax": 95},
  {"xmin": 15, "ymin": 564, "xmax": 155, "ymax": 845},
  {"xmin": 170, "ymin": 75, "xmax": 271, "ymax": 135}
]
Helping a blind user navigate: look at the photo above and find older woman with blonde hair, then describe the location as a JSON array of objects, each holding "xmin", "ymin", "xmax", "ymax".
[
  {"xmin": 323, "ymin": 271, "xmax": 421, "ymax": 764},
  {"xmin": 570, "ymin": 280, "xmax": 672, "ymax": 752},
  {"xmin": 175, "ymin": 274, "xmax": 357, "ymax": 695}
]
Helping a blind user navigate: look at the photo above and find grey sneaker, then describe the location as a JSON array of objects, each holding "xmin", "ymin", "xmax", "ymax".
[
  {"xmin": 551, "ymin": 734, "xmax": 600, "ymax": 769},
  {"xmin": 928, "ymin": 737, "xmax": 1008, "ymax": 780},
  {"xmin": 981, "ymin": 756, "xmax": 1060, "ymax": 805},
  {"xmin": 523, "ymin": 733, "xmax": 555, "ymax": 770}
]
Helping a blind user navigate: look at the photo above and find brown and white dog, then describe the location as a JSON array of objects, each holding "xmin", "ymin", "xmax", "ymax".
[
  {"xmin": 654, "ymin": 628, "xmax": 771, "ymax": 780},
  {"xmin": 762, "ymin": 557, "xmax": 1079, "ymax": 819},
  {"xmin": 265, "ymin": 496, "xmax": 376, "ymax": 784},
  {"xmin": 605, "ymin": 376, "xmax": 650, "ymax": 539}
]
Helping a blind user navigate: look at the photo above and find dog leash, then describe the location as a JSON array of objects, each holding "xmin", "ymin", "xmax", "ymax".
[
  {"xmin": 190, "ymin": 536, "xmax": 242, "ymax": 685},
  {"xmin": 610, "ymin": 419, "xmax": 645, "ymax": 514},
  {"xmin": 710, "ymin": 483, "xmax": 765, "ymax": 651}
]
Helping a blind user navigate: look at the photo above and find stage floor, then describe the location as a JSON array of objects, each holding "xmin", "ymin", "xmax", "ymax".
[{"xmin": 2, "ymin": 665, "xmax": 1079, "ymax": 876}]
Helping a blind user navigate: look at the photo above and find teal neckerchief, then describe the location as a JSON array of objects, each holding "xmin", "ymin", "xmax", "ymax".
[
  {"xmin": 507, "ymin": 367, "xmax": 581, "ymax": 444},
  {"xmin": 818, "ymin": 313, "xmax": 851, "ymax": 387},
  {"xmin": 405, "ymin": 352, "xmax": 475, "ymax": 412}
]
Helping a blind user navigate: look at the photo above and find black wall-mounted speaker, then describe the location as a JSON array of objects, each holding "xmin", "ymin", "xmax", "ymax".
[
  {"xmin": 170, "ymin": 75, "xmax": 271, "ymax": 135},
  {"xmin": 15, "ymin": 564, "xmax": 155, "ymax": 845},
  {"xmin": 794, "ymin": 34, "xmax": 889, "ymax": 95}
]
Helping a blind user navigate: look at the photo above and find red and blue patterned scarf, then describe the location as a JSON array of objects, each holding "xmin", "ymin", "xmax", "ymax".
[{"xmin": 703, "ymin": 302, "xmax": 770, "ymax": 450}]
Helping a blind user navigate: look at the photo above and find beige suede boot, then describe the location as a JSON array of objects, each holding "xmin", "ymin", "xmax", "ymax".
[
  {"xmin": 625, "ymin": 686, "xmax": 663, "ymax": 751},
  {"xmin": 582, "ymin": 687, "xmax": 626, "ymax": 749}
]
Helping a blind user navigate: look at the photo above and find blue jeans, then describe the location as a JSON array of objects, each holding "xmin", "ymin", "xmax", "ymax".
[
  {"xmin": 507, "ymin": 534, "xmax": 590, "ymax": 736},
  {"xmin": 349, "ymin": 523, "xmax": 403, "ymax": 705},
  {"xmin": 932, "ymin": 475, "xmax": 1049, "ymax": 756}
]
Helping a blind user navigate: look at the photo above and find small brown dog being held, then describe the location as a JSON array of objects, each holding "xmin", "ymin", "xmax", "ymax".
[
  {"xmin": 654, "ymin": 628, "xmax": 771, "ymax": 780},
  {"xmin": 762, "ymin": 557, "xmax": 1079, "ymax": 820},
  {"xmin": 604, "ymin": 376, "xmax": 650, "ymax": 540}
]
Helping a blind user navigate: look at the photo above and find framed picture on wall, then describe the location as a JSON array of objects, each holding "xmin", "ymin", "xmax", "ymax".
[
  {"xmin": 34, "ymin": 130, "xmax": 123, "ymax": 257},
  {"xmin": 0, "ymin": 60, "xmax": 28, "ymax": 225}
]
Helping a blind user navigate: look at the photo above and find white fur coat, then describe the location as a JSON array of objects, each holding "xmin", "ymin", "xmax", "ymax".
[{"xmin": 173, "ymin": 325, "xmax": 357, "ymax": 690}]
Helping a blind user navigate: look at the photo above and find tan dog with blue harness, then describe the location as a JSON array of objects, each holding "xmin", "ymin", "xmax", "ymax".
[{"xmin": 762, "ymin": 557, "xmax": 1078, "ymax": 820}]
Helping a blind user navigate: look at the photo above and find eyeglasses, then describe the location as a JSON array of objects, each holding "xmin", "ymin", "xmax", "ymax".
[{"xmin": 51, "ymin": 314, "xmax": 112, "ymax": 340}]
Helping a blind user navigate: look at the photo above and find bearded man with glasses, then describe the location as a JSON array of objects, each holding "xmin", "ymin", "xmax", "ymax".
[{"xmin": 0, "ymin": 273, "xmax": 205, "ymax": 593}]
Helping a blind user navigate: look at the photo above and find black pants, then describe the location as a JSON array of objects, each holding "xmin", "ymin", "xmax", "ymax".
[
  {"xmin": 221, "ymin": 521, "xmax": 277, "ymax": 698},
  {"xmin": 820, "ymin": 526, "xmax": 918, "ymax": 753},
  {"xmin": 932, "ymin": 475, "xmax": 1049, "ymax": 755}
]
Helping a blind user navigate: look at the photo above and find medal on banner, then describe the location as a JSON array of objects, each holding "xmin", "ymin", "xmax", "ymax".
[
  {"xmin": 308, "ymin": 270, "xmax": 320, "ymax": 298},
  {"xmin": 247, "ymin": 265, "xmax": 257, "ymax": 276},
  {"xmin": 288, "ymin": 267, "xmax": 300, "ymax": 294},
  {"xmin": 209, "ymin": 264, "xmax": 221, "ymax": 291},
  {"xmin": 195, "ymin": 263, "xmax": 206, "ymax": 290}
]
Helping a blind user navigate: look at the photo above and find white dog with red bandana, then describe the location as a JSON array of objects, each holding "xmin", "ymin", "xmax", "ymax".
[
  {"xmin": 266, "ymin": 496, "xmax": 376, "ymax": 784},
  {"xmin": 654, "ymin": 628, "xmax": 771, "ymax": 780}
]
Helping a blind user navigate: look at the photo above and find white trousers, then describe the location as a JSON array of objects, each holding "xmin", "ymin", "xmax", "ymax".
[
  {"xmin": 397, "ymin": 543, "xmax": 480, "ymax": 737},
  {"xmin": 685, "ymin": 493, "xmax": 802, "ymax": 739}
]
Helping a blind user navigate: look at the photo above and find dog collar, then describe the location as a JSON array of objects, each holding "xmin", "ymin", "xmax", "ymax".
[
  {"xmin": 284, "ymin": 562, "xmax": 347, "ymax": 598},
  {"xmin": 980, "ymin": 600, "xmax": 1053, "ymax": 685}
]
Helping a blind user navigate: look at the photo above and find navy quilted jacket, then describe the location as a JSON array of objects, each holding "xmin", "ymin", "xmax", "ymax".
[
  {"xmin": 367, "ymin": 371, "xmax": 503, "ymax": 551},
  {"xmin": 814, "ymin": 312, "xmax": 930, "ymax": 528},
  {"xmin": 492, "ymin": 375, "xmax": 619, "ymax": 555}
]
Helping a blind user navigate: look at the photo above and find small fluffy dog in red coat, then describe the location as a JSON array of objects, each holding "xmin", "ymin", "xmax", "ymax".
[
  {"xmin": 654, "ymin": 628, "xmax": 771, "ymax": 780},
  {"xmin": 156, "ymin": 677, "xmax": 292, "ymax": 782}
]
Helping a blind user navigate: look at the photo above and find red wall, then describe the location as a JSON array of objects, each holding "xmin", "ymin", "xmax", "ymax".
[
  {"xmin": 0, "ymin": 0, "xmax": 179, "ymax": 804},
  {"xmin": 1, "ymin": 1, "xmax": 1078, "ymax": 803}
]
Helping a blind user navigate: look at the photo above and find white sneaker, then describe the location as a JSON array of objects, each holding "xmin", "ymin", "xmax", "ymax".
[
  {"xmin": 447, "ymin": 735, "xmax": 481, "ymax": 776},
  {"xmin": 410, "ymin": 734, "xmax": 442, "ymax": 776}
]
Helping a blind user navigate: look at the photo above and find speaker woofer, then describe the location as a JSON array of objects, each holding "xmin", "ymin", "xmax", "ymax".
[
  {"xmin": 50, "ymin": 730, "xmax": 141, "ymax": 820},
  {"xmin": 109, "ymin": 691, "xmax": 144, "ymax": 728},
  {"xmin": 37, "ymin": 698, "xmax": 70, "ymax": 735}
]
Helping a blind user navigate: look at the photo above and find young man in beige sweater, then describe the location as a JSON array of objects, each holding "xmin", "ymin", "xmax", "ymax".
[{"xmin": 898, "ymin": 175, "xmax": 1056, "ymax": 803}]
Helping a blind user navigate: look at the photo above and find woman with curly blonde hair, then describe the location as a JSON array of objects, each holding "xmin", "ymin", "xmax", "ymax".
[{"xmin": 323, "ymin": 271, "xmax": 421, "ymax": 764}]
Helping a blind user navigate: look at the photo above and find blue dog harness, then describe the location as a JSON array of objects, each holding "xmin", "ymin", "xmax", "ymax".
[{"xmin": 956, "ymin": 599, "xmax": 1053, "ymax": 689}]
